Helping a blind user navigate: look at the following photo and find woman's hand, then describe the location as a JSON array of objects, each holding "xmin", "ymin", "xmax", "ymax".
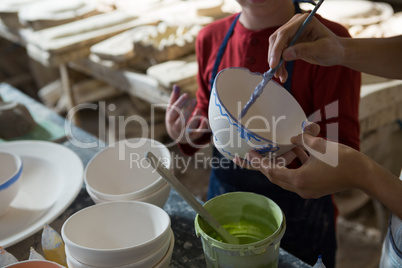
[
  {"xmin": 265, "ymin": 132, "xmax": 363, "ymax": 199},
  {"xmin": 268, "ymin": 13, "xmax": 345, "ymax": 82},
  {"xmin": 235, "ymin": 121, "xmax": 364, "ymax": 199},
  {"xmin": 233, "ymin": 122, "xmax": 319, "ymax": 171}
]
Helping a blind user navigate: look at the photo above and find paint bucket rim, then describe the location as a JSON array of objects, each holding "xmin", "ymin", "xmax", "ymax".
[{"xmin": 194, "ymin": 192, "xmax": 286, "ymax": 252}]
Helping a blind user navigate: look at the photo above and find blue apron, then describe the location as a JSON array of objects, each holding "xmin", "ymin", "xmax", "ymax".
[
  {"xmin": 380, "ymin": 214, "xmax": 402, "ymax": 267},
  {"xmin": 207, "ymin": 2, "xmax": 337, "ymax": 267}
]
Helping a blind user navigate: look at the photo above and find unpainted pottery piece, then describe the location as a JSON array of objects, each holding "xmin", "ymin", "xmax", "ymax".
[
  {"xmin": 19, "ymin": 0, "xmax": 98, "ymax": 27},
  {"xmin": 0, "ymin": 101, "xmax": 36, "ymax": 139},
  {"xmin": 0, "ymin": 0, "xmax": 46, "ymax": 29},
  {"xmin": 146, "ymin": 54, "xmax": 197, "ymax": 89},
  {"xmin": 90, "ymin": 25, "xmax": 156, "ymax": 62},
  {"xmin": 307, "ymin": 0, "xmax": 394, "ymax": 27},
  {"xmin": 135, "ymin": 22, "xmax": 202, "ymax": 63},
  {"xmin": 27, "ymin": 11, "xmax": 158, "ymax": 53}
]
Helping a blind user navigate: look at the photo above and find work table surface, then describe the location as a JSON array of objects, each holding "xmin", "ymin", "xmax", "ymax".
[{"xmin": 1, "ymin": 83, "xmax": 311, "ymax": 268}]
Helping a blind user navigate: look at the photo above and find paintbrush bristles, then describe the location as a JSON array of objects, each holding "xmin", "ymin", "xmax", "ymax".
[{"xmin": 239, "ymin": 69, "xmax": 274, "ymax": 119}]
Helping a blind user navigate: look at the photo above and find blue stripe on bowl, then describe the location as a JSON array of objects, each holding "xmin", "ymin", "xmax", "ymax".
[
  {"xmin": 0, "ymin": 163, "xmax": 23, "ymax": 191},
  {"xmin": 212, "ymin": 84, "xmax": 278, "ymax": 146}
]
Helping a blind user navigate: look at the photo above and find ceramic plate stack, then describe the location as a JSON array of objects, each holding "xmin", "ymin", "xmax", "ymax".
[
  {"xmin": 84, "ymin": 138, "xmax": 172, "ymax": 208},
  {"xmin": 62, "ymin": 201, "xmax": 174, "ymax": 268},
  {"xmin": 0, "ymin": 141, "xmax": 84, "ymax": 248}
]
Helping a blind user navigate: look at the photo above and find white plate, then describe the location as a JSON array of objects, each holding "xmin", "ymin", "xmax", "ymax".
[{"xmin": 0, "ymin": 140, "xmax": 83, "ymax": 247}]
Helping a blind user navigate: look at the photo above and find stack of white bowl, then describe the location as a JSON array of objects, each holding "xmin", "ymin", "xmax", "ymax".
[
  {"xmin": 62, "ymin": 201, "xmax": 174, "ymax": 268},
  {"xmin": 85, "ymin": 138, "xmax": 172, "ymax": 208}
]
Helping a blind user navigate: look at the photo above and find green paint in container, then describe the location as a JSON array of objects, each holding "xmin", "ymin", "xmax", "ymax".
[{"xmin": 195, "ymin": 192, "xmax": 286, "ymax": 268}]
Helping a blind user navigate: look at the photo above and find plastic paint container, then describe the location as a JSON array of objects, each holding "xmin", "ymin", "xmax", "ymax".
[{"xmin": 194, "ymin": 192, "xmax": 286, "ymax": 268}]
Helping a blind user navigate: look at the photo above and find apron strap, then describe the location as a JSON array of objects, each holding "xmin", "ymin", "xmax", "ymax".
[
  {"xmin": 282, "ymin": 0, "xmax": 303, "ymax": 93},
  {"xmin": 389, "ymin": 214, "xmax": 402, "ymax": 259},
  {"xmin": 209, "ymin": 13, "xmax": 241, "ymax": 90},
  {"xmin": 209, "ymin": 1, "xmax": 303, "ymax": 93},
  {"xmin": 283, "ymin": 62, "xmax": 295, "ymax": 93}
]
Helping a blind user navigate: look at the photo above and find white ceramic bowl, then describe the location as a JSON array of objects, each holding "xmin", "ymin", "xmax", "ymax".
[
  {"xmin": 154, "ymin": 231, "xmax": 175, "ymax": 268},
  {"xmin": 136, "ymin": 182, "xmax": 171, "ymax": 208},
  {"xmin": 65, "ymin": 229, "xmax": 174, "ymax": 268},
  {"xmin": 208, "ymin": 67, "xmax": 307, "ymax": 160},
  {"xmin": 4, "ymin": 260, "xmax": 65, "ymax": 268},
  {"xmin": 61, "ymin": 201, "xmax": 171, "ymax": 267},
  {"xmin": 85, "ymin": 138, "xmax": 171, "ymax": 201},
  {"xmin": 0, "ymin": 151, "xmax": 23, "ymax": 217},
  {"xmin": 85, "ymin": 185, "xmax": 108, "ymax": 204},
  {"xmin": 87, "ymin": 181, "xmax": 171, "ymax": 208}
]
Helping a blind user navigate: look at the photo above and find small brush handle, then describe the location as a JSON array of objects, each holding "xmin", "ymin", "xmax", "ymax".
[
  {"xmin": 145, "ymin": 151, "xmax": 239, "ymax": 244},
  {"xmin": 239, "ymin": 0, "xmax": 325, "ymax": 119},
  {"xmin": 267, "ymin": 0, "xmax": 324, "ymax": 75}
]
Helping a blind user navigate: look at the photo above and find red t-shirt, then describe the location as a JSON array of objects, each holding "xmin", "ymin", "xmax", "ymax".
[{"xmin": 179, "ymin": 13, "xmax": 360, "ymax": 155}]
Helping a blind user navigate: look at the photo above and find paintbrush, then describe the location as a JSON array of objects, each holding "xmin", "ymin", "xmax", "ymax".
[
  {"xmin": 239, "ymin": 0, "xmax": 325, "ymax": 119},
  {"xmin": 145, "ymin": 151, "xmax": 239, "ymax": 244}
]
